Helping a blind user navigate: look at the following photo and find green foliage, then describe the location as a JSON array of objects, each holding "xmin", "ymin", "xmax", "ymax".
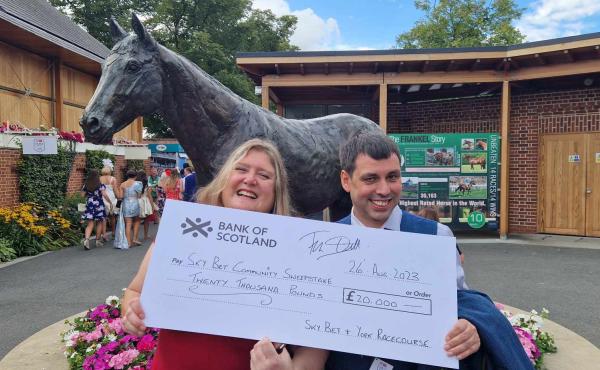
[
  {"xmin": 17, "ymin": 145, "xmax": 76, "ymax": 208},
  {"xmin": 142, "ymin": 112, "xmax": 172, "ymax": 138},
  {"xmin": 85, "ymin": 150, "xmax": 115, "ymax": 172},
  {"xmin": 62, "ymin": 193, "xmax": 87, "ymax": 233},
  {"xmin": 51, "ymin": 0, "xmax": 298, "ymax": 138},
  {"xmin": 0, "ymin": 238, "xmax": 16, "ymax": 262},
  {"xmin": 50, "ymin": 0, "xmax": 152, "ymax": 47},
  {"xmin": 122, "ymin": 159, "xmax": 145, "ymax": 178},
  {"xmin": 396, "ymin": 0, "xmax": 525, "ymax": 48}
]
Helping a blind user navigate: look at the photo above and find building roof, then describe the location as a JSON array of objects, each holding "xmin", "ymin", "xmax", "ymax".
[
  {"xmin": 0, "ymin": 0, "xmax": 109, "ymax": 64},
  {"xmin": 237, "ymin": 32, "xmax": 600, "ymax": 86},
  {"xmin": 237, "ymin": 32, "xmax": 600, "ymax": 59}
]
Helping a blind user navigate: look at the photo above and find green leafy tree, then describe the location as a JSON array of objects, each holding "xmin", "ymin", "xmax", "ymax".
[
  {"xmin": 396, "ymin": 0, "xmax": 525, "ymax": 49},
  {"xmin": 50, "ymin": 0, "xmax": 153, "ymax": 47},
  {"xmin": 51, "ymin": 0, "xmax": 298, "ymax": 137}
]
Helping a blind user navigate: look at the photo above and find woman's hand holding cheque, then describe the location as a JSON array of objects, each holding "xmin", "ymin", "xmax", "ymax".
[{"xmin": 122, "ymin": 294, "xmax": 147, "ymax": 337}]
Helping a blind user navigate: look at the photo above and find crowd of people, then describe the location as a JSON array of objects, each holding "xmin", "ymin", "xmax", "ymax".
[{"xmin": 80, "ymin": 163, "xmax": 197, "ymax": 250}]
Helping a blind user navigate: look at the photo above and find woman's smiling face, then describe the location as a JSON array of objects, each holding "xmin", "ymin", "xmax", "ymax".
[{"xmin": 221, "ymin": 149, "xmax": 276, "ymax": 213}]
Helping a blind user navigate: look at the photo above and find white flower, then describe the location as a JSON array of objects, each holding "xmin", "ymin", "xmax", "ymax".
[
  {"xmin": 105, "ymin": 295, "xmax": 120, "ymax": 305},
  {"xmin": 85, "ymin": 346, "xmax": 95, "ymax": 353},
  {"xmin": 530, "ymin": 309, "xmax": 538, "ymax": 315},
  {"xmin": 65, "ymin": 340, "xmax": 74, "ymax": 348},
  {"xmin": 106, "ymin": 334, "xmax": 117, "ymax": 342},
  {"xmin": 531, "ymin": 315, "xmax": 543, "ymax": 324},
  {"xmin": 70, "ymin": 352, "xmax": 77, "ymax": 359},
  {"xmin": 63, "ymin": 331, "xmax": 76, "ymax": 342},
  {"xmin": 63, "ymin": 351, "xmax": 69, "ymax": 357},
  {"xmin": 96, "ymin": 343, "xmax": 102, "ymax": 349}
]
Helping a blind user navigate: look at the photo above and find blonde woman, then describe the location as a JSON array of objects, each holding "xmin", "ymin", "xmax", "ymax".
[
  {"xmin": 100, "ymin": 166, "xmax": 119, "ymax": 241},
  {"xmin": 161, "ymin": 168, "xmax": 183, "ymax": 201},
  {"xmin": 121, "ymin": 139, "xmax": 326, "ymax": 370}
]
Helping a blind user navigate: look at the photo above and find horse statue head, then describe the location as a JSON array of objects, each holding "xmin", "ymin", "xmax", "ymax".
[
  {"xmin": 78, "ymin": 15, "xmax": 380, "ymax": 218},
  {"xmin": 80, "ymin": 14, "xmax": 163, "ymax": 144}
]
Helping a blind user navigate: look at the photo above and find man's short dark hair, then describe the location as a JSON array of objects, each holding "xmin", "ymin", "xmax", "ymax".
[{"xmin": 339, "ymin": 131, "xmax": 400, "ymax": 176}]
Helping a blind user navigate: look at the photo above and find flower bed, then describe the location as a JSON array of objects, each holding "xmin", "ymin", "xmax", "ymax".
[
  {"xmin": 0, "ymin": 203, "xmax": 80, "ymax": 261},
  {"xmin": 497, "ymin": 304, "xmax": 558, "ymax": 369},
  {"xmin": 62, "ymin": 296, "xmax": 557, "ymax": 369},
  {"xmin": 62, "ymin": 296, "xmax": 159, "ymax": 370}
]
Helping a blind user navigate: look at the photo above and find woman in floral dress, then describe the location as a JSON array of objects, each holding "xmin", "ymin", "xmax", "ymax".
[{"xmin": 81, "ymin": 169, "xmax": 111, "ymax": 250}]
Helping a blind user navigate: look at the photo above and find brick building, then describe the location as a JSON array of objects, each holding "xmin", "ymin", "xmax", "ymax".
[{"xmin": 237, "ymin": 33, "xmax": 600, "ymax": 237}]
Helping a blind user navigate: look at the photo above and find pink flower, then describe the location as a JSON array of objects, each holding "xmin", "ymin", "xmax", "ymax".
[
  {"xmin": 514, "ymin": 326, "xmax": 541, "ymax": 363},
  {"xmin": 136, "ymin": 334, "xmax": 156, "ymax": 352},
  {"xmin": 84, "ymin": 327, "xmax": 103, "ymax": 342},
  {"xmin": 108, "ymin": 318, "xmax": 124, "ymax": 335},
  {"xmin": 119, "ymin": 334, "xmax": 135, "ymax": 345},
  {"xmin": 108, "ymin": 349, "xmax": 140, "ymax": 369}
]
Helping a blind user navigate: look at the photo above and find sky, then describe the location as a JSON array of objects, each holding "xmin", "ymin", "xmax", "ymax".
[{"xmin": 251, "ymin": 0, "xmax": 600, "ymax": 51}]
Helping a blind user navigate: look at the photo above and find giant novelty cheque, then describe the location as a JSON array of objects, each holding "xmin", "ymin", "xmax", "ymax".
[{"xmin": 141, "ymin": 200, "xmax": 459, "ymax": 368}]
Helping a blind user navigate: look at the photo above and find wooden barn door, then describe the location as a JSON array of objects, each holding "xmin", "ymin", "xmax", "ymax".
[
  {"xmin": 585, "ymin": 133, "xmax": 600, "ymax": 237},
  {"xmin": 539, "ymin": 134, "xmax": 586, "ymax": 235}
]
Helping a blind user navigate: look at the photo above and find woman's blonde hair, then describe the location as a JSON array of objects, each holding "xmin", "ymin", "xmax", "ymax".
[
  {"xmin": 101, "ymin": 166, "xmax": 112, "ymax": 176},
  {"xmin": 163, "ymin": 168, "xmax": 181, "ymax": 189},
  {"xmin": 196, "ymin": 139, "xmax": 292, "ymax": 216}
]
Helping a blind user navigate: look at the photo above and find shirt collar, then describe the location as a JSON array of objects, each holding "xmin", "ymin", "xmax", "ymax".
[{"xmin": 350, "ymin": 205, "xmax": 402, "ymax": 231}]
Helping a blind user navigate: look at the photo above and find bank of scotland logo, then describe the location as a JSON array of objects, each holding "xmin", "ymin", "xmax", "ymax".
[{"xmin": 181, "ymin": 217, "xmax": 213, "ymax": 238}]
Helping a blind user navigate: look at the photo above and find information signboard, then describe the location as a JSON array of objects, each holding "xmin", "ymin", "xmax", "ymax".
[{"xmin": 389, "ymin": 133, "xmax": 499, "ymax": 230}]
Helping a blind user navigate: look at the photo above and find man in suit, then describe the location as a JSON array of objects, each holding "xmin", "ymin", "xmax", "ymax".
[
  {"xmin": 326, "ymin": 131, "xmax": 532, "ymax": 370},
  {"xmin": 182, "ymin": 166, "xmax": 197, "ymax": 202}
]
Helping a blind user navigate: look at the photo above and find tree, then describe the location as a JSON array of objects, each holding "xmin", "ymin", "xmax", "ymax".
[
  {"xmin": 50, "ymin": 0, "xmax": 153, "ymax": 47},
  {"xmin": 396, "ymin": 0, "xmax": 525, "ymax": 49},
  {"xmin": 51, "ymin": 0, "xmax": 297, "ymax": 137}
]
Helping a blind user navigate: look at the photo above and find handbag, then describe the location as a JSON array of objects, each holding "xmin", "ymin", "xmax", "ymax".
[{"xmin": 139, "ymin": 196, "xmax": 152, "ymax": 218}]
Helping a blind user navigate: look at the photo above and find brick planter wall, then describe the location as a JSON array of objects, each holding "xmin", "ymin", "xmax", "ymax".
[
  {"xmin": 387, "ymin": 86, "xmax": 600, "ymax": 234},
  {"xmin": 0, "ymin": 149, "xmax": 21, "ymax": 207},
  {"xmin": 66, "ymin": 154, "xmax": 86, "ymax": 195},
  {"xmin": 0, "ymin": 148, "xmax": 132, "ymax": 207}
]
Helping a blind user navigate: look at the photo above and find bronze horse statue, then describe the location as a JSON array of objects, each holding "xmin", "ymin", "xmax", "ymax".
[{"xmin": 80, "ymin": 15, "xmax": 380, "ymax": 218}]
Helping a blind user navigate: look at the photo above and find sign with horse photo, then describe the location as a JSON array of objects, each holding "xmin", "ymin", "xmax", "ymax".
[{"xmin": 389, "ymin": 133, "xmax": 499, "ymax": 231}]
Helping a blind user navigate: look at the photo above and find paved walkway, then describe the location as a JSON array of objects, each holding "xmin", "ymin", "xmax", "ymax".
[{"xmin": 1, "ymin": 231, "xmax": 599, "ymax": 367}]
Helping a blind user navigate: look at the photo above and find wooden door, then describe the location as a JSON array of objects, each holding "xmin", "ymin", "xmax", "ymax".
[
  {"xmin": 539, "ymin": 134, "xmax": 586, "ymax": 235},
  {"xmin": 586, "ymin": 133, "xmax": 600, "ymax": 236}
]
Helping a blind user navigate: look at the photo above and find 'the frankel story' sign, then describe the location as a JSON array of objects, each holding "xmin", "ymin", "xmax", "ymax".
[{"xmin": 142, "ymin": 200, "xmax": 459, "ymax": 368}]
